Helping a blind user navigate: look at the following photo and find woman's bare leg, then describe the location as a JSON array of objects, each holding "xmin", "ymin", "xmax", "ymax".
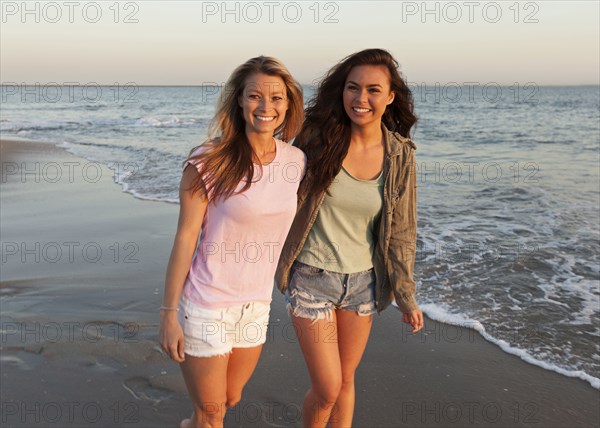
[
  {"xmin": 180, "ymin": 354, "xmax": 229, "ymax": 428},
  {"xmin": 225, "ymin": 345, "xmax": 264, "ymax": 408},
  {"xmin": 292, "ymin": 313, "xmax": 342, "ymax": 428},
  {"xmin": 329, "ymin": 310, "xmax": 373, "ymax": 428}
]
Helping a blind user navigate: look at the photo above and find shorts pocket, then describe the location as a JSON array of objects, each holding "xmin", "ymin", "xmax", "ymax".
[
  {"xmin": 252, "ymin": 302, "xmax": 271, "ymax": 319},
  {"xmin": 293, "ymin": 261, "xmax": 325, "ymax": 274},
  {"xmin": 193, "ymin": 306, "xmax": 224, "ymax": 321}
]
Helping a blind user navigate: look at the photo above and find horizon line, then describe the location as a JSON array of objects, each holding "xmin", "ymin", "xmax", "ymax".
[{"xmin": 1, "ymin": 83, "xmax": 599, "ymax": 88}]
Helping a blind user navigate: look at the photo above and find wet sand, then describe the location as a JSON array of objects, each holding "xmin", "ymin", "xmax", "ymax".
[{"xmin": 1, "ymin": 138, "xmax": 598, "ymax": 427}]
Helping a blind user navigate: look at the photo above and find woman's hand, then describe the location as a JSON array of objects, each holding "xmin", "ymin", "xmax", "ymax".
[
  {"xmin": 159, "ymin": 311, "xmax": 185, "ymax": 362},
  {"xmin": 402, "ymin": 309, "xmax": 424, "ymax": 333}
]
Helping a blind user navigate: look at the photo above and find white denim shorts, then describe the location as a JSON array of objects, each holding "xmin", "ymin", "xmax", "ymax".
[{"xmin": 177, "ymin": 295, "xmax": 271, "ymax": 358}]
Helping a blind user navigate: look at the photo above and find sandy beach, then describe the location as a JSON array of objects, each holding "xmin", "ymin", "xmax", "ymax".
[{"xmin": 1, "ymin": 138, "xmax": 598, "ymax": 428}]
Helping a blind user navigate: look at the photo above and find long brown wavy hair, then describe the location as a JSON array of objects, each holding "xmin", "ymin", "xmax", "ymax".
[
  {"xmin": 296, "ymin": 48, "xmax": 417, "ymax": 195},
  {"xmin": 185, "ymin": 56, "xmax": 304, "ymax": 201}
]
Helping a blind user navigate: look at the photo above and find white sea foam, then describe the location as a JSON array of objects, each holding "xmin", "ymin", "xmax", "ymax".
[
  {"xmin": 134, "ymin": 116, "xmax": 198, "ymax": 127},
  {"xmin": 419, "ymin": 302, "xmax": 600, "ymax": 389}
]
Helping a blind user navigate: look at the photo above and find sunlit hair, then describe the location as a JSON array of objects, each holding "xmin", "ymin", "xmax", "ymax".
[
  {"xmin": 184, "ymin": 56, "xmax": 304, "ymax": 201},
  {"xmin": 296, "ymin": 48, "xmax": 417, "ymax": 195}
]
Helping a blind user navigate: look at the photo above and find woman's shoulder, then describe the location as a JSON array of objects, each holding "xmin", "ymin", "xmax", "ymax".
[
  {"xmin": 183, "ymin": 141, "xmax": 212, "ymax": 172},
  {"xmin": 276, "ymin": 138, "xmax": 306, "ymax": 161},
  {"xmin": 387, "ymin": 130, "xmax": 417, "ymax": 151},
  {"xmin": 188, "ymin": 138, "xmax": 215, "ymax": 157},
  {"xmin": 188, "ymin": 145, "xmax": 204, "ymax": 159}
]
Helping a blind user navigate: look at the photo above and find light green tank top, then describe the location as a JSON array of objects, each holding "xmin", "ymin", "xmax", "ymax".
[{"xmin": 297, "ymin": 165, "xmax": 384, "ymax": 273}]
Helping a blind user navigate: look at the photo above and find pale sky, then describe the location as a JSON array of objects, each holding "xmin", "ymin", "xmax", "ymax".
[{"xmin": 1, "ymin": 0, "xmax": 598, "ymax": 85}]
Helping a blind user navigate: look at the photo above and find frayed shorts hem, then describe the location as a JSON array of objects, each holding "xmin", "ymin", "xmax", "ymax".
[
  {"xmin": 184, "ymin": 349, "xmax": 232, "ymax": 358},
  {"xmin": 286, "ymin": 301, "xmax": 376, "ymax": 323},
  {"xmin": 285, "ymin": 261, "xmax": 377, "ymax": 322}
]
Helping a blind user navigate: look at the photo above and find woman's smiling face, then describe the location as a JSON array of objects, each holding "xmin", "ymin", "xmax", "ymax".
[
  {"xmin": 343, "ymin": 65, "xmax": 395, "ymax": 128},
  {"xmin": 239, "ymin": 73, "xmax": 289, "ymax": 137}
]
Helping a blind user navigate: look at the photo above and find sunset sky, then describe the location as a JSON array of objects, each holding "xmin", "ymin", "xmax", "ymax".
[{"xmin": 1, "ymin": 0, "xmax": 598, "ymax": 85}]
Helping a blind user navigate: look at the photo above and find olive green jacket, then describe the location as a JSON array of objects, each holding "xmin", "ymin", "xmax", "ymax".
[{"xmin": 275, "ymin": 126, "xmax": 419, "ymax": 313}]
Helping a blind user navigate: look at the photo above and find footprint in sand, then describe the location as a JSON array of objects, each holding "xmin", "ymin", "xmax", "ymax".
[{"xmin": 122, "ymin": 376, "xmax": 175, "ymax": 405}]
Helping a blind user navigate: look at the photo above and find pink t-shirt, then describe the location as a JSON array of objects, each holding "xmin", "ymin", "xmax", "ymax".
[{"xmin": 182, "ymin": 139, "xmax": 306, "ymax": 308}]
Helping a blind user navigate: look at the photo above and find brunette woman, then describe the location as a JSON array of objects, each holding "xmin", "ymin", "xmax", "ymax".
[{"xmin": 276, "ymin": 48, "xmax": 424, "ymax": 427}]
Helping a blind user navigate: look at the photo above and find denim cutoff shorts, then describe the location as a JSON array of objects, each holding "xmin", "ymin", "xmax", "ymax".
[{"xmin": 285, "ymin": 261, "xmax": 377, "ymax": 321}]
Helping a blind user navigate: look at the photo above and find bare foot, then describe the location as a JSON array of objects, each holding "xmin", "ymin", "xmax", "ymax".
[{"xmin": 179, "ymin": 414, "xmax": 193, "ymax": 428}]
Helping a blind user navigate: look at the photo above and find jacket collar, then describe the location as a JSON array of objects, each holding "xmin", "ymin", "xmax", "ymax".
[{"xmin": 383, "ymin": 124, "xmax": 416, "ymax": 157}]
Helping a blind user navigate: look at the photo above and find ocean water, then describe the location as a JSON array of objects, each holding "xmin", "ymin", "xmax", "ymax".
[{"xmin": 1, "ymin": 84, "xmax": 599, "ymax": 388}]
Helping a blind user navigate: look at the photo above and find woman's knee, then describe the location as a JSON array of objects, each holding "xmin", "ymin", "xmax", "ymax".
[
  {"xmin": 340, "ymin": 375, "xmax": 356, "ymax": 391},
  {"xmin": 313, "ymin": 378, "xmax": 343, "ymax": 404}
]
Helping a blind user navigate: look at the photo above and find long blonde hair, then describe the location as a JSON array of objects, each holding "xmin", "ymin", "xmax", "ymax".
[{"xmin": 185, "ymin": 56, "xmax": 304, "ymax": 201}]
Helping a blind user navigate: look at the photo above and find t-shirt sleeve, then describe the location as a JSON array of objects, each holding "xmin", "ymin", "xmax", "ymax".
[
  {"xmin": 287, "ymin": 145, "xmax": 307, "ymax": 189},
  {"xmin": 182, "ymin": 145, "xmax": 213, "ymax": 200},
  {"xmin": 299, "ymin": 150, "xmax": 308, "ymax": 181},
  {"xmin": 183, "ymin": 146, "xmax": 204, "ymax": 173}
]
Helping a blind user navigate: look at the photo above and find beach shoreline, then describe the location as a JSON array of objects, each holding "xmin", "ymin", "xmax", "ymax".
[{"xmin": 1, "ymin": 138, "xmax": 598, "ymax": 427}]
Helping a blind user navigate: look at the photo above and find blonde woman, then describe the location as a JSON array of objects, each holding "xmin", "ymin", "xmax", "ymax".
[{"xmin": 159, "ymin": 56, "xmax": 305, "ymax": 428}]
